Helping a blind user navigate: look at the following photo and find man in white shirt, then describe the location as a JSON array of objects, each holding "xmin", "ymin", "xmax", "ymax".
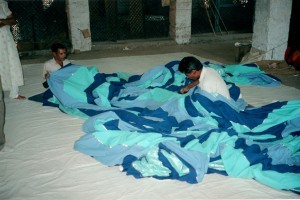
[
  {"xmin": 178, "ymin": 56, "xmax": 230, "ymax": 99},
  {"xmin": 43, "ymin": 43, "xmax": 71, "ymax": 88}
]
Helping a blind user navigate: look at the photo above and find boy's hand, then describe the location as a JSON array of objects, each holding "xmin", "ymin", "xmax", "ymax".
[{"xmin": 44, "ymin": 71, "xmax": 50, "ymax": 79}]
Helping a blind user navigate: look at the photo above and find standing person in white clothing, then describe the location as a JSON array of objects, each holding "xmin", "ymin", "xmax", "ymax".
[
  {"xmin": 43, "ymin": 43, "xmax": 70, "ymax": 88},
  {"xmin": 178, "ymin": 56, "xmax": 230, "ymax": 99},
  {"xmin": 0, "ymin": 75, "xmax": 5, "ymax": 149},
  {"xmin": 0, "ymin": 0, "xmax": 25, "ymax": 100}
]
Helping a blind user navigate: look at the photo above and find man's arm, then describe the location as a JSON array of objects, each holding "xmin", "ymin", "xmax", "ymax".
[
  {"xmin": 0, "ymin": 14, "xmax": 17, "ymax": 28},
  {"xmin": 179, "ymin": 79, "xmax": 199, "ymax": 94}
]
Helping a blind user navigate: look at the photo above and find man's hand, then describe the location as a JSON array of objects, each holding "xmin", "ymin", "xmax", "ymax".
[
  {"xmin": 179, "ymin": 86, "xmax": 189, "ymax": 94},
  {"xmin": 179, "ymin": 79, "xmax": 199, "ymax": 94},
  {"xmin": 0, "ymin": 20, "xmax": 5, "ymax": 28}
]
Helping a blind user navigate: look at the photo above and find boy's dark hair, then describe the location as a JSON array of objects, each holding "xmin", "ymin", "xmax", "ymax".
[
  {"xmin": 178, "ymin": 56, "xmax": 203, "ymax": 74},
  {"xmin": 51, "ymin": 43, "xmax": 67, "ymax": 53}
]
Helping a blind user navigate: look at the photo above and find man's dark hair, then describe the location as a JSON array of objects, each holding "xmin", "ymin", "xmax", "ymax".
[
  {"xmin": 51, "ymin": 43, "xmax": 67, "ymax": 53},
  {"xmin": 178, "ymin": 56, "xmax": 203, "ymax": 74}
]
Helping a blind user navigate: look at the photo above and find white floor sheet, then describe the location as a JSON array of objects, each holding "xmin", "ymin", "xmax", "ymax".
[{"xmin": 1, "ymin": 53, "xmax": 299, "ymax": 200}]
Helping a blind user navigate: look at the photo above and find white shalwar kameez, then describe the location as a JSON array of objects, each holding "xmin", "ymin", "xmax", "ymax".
[{"xmin": 0, "ymin": 0, "xmax": 24, "ymax": 98}]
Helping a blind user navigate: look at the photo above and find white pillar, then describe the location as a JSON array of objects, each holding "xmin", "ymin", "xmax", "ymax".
[
  {"xmin": 251, "ymin": 0, "xmax": 292, "ymax": 60},
  {"xmin": 66, "ymin": 0, "xmax": 91, "ymax": 53},
  {"xmin": 169, "ymin": 0, "xmax": 192, "ymax": 44}
]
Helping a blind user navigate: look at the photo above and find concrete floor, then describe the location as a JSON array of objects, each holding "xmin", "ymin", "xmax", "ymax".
[{"xmin": 20, "ymin": 33, "xmax": 300, "ymax": 90}]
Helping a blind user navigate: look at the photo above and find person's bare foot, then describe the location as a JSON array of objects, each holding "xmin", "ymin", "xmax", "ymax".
[{"xmin": 14, "ymin": 95, "xmax": 26, "ymax": 100}]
